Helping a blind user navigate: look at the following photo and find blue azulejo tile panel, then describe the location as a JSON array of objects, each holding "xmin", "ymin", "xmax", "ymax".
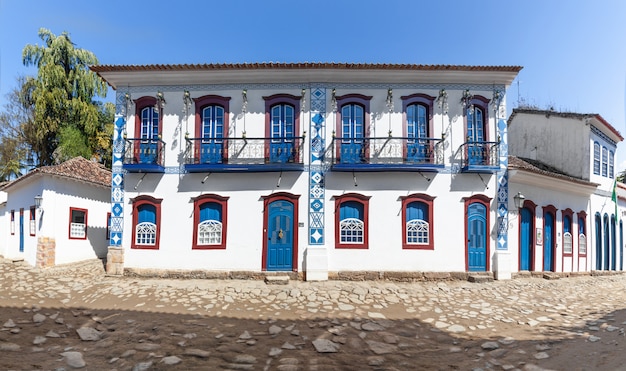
[
  {"xmin": 496, "ymin": 119, "xmax": 508, "ymax": 250},
  {"xmin": 308, "ymin": 87, "xmax": 327, "ymax": 246}
]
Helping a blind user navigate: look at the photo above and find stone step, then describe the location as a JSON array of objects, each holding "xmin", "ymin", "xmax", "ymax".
[
  {"xmin": 264, "ymin": 275, "xmax": 290, "ymax": 285},
  {"xmin": 467, "ymin": 274, "xmax": 494, "ymax": 283}
]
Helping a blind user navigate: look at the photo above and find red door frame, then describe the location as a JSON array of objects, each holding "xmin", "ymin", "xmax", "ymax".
[{"xmin": 261, "ymin": 192, "xmax": 300, "ymax": 272}]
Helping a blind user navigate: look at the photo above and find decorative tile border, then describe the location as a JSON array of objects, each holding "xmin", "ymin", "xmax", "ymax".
[
  {"xmin": 497, "ymin": 119, "xmax": 508, "ymax": 250},
  {"xmin": 309, "ymin": 87, "xmax": 326, "ymax": 245}
]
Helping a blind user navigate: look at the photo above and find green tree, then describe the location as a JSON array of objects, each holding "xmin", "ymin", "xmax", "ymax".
[
  {"xmin": 617, "ymin": 169, "xmax": 626, "ymax": 183},
  {"xmin": 22, "ymin": 28, "xmax": 110, "ymax": 166}
]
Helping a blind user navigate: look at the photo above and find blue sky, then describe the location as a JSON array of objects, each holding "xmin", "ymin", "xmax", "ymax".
[{"xmin": 1, "ymin": 0, "xmax": 625, "ymax": 167}]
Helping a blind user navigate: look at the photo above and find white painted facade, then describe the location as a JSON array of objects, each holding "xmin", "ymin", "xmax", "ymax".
[
  {"xmin": 508, "ymin": 110, "xmax": 624, "ymax": 273},
  {"xmin": 93, "ymin": 63, "xmax": 521, "ymax": 277},
  {"xmin": 0, "ymin": 159, "xmax": 111, "ymax": 267}
]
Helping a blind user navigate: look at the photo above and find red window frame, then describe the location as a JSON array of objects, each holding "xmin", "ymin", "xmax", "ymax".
[
  {"xmin": 464, "ymin": 95, "xmax": 490, "ymax": 141},
  {"xmin": 68, "ymin": 207, "xmax": 88, "ymax": 240},
  {"xmin": 193, "ymin": 95, "xmax": 231, "ymax": 160},
  {"xmin": 29, "ymin": 206, "xmax": 36, "ymax": 236},
  {"xmin": 333, "ymin": 193, "xmax": 371, "ymax": 249},
  {"xmin": 192, "ymin": 193, "xmax": 229, "ymax": 250},
  {"xmin": 577, "ymin": 211, "xmax": 587, "ymax": 257},
  {"xmin": 562, "ymin": 208, "xmax": 574, "ymax": 257},
  {"xmin": 334, "ymin": 94, "xmax": 372, "ymax": 162},
  {"xmin": 263, "ymin": 94, "xmax": 301, "ymax": 162},
  {"xmin": 106, "ymin": 212, "xmax": 111, "ymax": 240},
  {"xmin": 10, "ymin": 209, "xmax": 15, "ymax": 235},
  {"xmin": 130, "ymin": 195, "xmax": 163, "ymax": 250},
  {"xmin": 400, "ymin": 193, "xmax": 435, "ymax": 250}
]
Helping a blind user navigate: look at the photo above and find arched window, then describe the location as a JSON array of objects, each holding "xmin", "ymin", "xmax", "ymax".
[
  {"xmin": 578, "ymin": 211, "xmax": 587, "ymax": 256},
  {"xmin": 602, "ymin": 146, "xmax": 608, "ymax": 177},
  {"xmin": 609, "ymin": 150, "xmax": 615, "ymax": 178},
  {"xmin": 193, "ymin": 95, "xmax": 231, "ymax": 164},
  {"xmin": 131, "ymin": 195, "xmax": 162, "ymax": 249},
  {"xmin": 133, "ymin": 96, "xmax": 163, "ymax": 165},
  {"xmin": 192, "ymin": 194, "xmax": 229, "ymax": 249},
  {"xmin": 400, "ymin": 193, "xmax": 435, "ymax": 249},
  {"xmin": 334, "ymin": 193, "xmax": 370, "ymax": 249},
  {"xmin": 562, "ymin": 211, "xmax": 573, "ymax": 255},
  {"xmin": 593, "ymin": 142, "xmax": 600, "ymax": 175},
  {"xmin": 335, "ymin": 94, "xmax": 372, "ymax": 164},
  {"xmin": 264, "ymin": 94, "xmax": 301, "ymax": 163}
]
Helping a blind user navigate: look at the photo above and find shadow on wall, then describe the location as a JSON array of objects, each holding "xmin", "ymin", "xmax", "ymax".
[{"xmin": 87, "ymin": 225, "xmax": 108, "ymax": 260}]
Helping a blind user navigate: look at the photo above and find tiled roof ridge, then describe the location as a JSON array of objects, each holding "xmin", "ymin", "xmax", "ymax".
[
  {"xmin": 90, "ymin": 62, "xmax": 523, "ymax": 73},
  {"xmin": 36, "ymin": 157, "xmax": 111, "ymax": 187},
  {"xmin": 508, "ymin": 155, "xmax": 597, "ymax": 187}
]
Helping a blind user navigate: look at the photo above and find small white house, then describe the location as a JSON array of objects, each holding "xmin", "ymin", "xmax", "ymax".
[{"xmin": 0, "ymin": 157, "xmax": 111, "ymax": 267}]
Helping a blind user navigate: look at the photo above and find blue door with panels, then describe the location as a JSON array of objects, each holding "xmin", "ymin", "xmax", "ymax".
[
  {"xmin": 340, "ymin": 104, "xmax": 365, "ymax": 164},
  {"xmin": 200, "ymin": 105, "xmax": 224, "ymax": 164},
  {"xmin": 406, "ymin": 104, "xmax": 428, "ymax": 162},
  {"xmin": 467, "ymin": 107, "xmax": 485, "ymax": 165},
  {"xmin": 604, "ymin": 215, "xmax": 610, "ymax": 270},
  {"xmin": 139, "ymin": 106, "xmax": 159, "ymax": 164},
  {"xmin": 270, "ymin": 104, "xmax": 295, "ymax": 163},
  {"xmin": 467, "ymin": 202, "xmax": 487, "ymax": 271},
  {"xmin": 267, "ymin": 200, "xmax": 294, "ymax": 271},
  {"xmin": 520, "ymin": 207, "xmax": 532, "ymax": 270},
  {"xmin": 543, "ymin": 212, "xmax": 554, "ymax": 271},
  {"xmin": 595, "ymin": 214, "xmax": 602, "ymax": 270},
  {"xmin": 19, "ymin": 209, "xmax": 24, "ymax": 253}
]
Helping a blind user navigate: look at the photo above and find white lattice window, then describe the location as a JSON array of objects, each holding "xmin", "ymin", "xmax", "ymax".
[
  {"xmin": 340, "ymin": 218, "xmax": 363, "ymax": 244},
  {"xmin": 406, "ymin": 219, "xmax": 429, "ymax": 245},
  {"xmin": 70, "ymin": 223, "xmax": 85, "ymax": 238},
  {"xmin": 579, "ymin": 234, "xmax": 587, "ymax": 254},
  {"xmin": 198, "ymin": 220, "xmax": 222, "ymax": 245},
  {"xmin": 563, "ymin": 232, "xmax": 573, "ymax": 254},
  {"xmin": 30, "ymin": 220, "xmax": 36, "ymax": 236},
  {"xmin": 136, "ymin": 222, "xmax": 157, "ymax": 245},
  {"xmin": 69, "ymin": 208, "xmax": 87, "ymax": 239}
]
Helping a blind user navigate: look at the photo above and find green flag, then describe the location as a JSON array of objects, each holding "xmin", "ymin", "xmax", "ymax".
[{"xmin": 612, "ymin": 180, "xmax": 618, "ymax": 222}]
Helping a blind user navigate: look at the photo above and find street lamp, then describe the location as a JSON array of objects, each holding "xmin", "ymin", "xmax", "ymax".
[
  {"xmin": 34, "ymin": 194, "xmax": 43, "ymax": 209},
  {"xmin": 513, "ymin": 192, "xmax": 525, "ymax": 210}
]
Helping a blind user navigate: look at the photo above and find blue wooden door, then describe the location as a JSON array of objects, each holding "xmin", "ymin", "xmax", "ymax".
[
  {"xmin": 270, "ymin": 104, "xmax": 295, "ymax": 163},
  {"xmin": 19, "ymin": 210, "xmax": 24, "ymax": 253},
  {"xmin": 267, "ymin": 200, "xmax": 294, "ymax": 271},
  {"xmin": 543, "ymin": 212, "xmax": 554, "ymax": 271},
  {"xmin": 200, "ymin": 105, "xmax": 224, "ymax": 164},
  {"xmin": 595, "ymin": 214, "xmax": 602, "ymax": 270},
  {"xmin": 406, "ymin": 104, "xmax": 428, "ymax": 162},
  {"xmin": 340, "ymin": 104, "xmax": 364, "ymax": 164},
  {"xmin": 467, "ymin": 107, "xmax": 485, "ymax": 165},
  {"xmin": 140, "ymin": 106, "xmax": 159, "ymax": 163},
  {"xmin": 620, "ymin": 221, "xmax": 623, "ymax": 271},
  {"xmin": 604, "ymin": 215, "xmax": 610, "ymax": 270},
  {"xmin": 611, "ymin": 216, "xmax": 617, "ymax": 270},
  {"xmin": 467, "ymin": 202, "xmax": 487, "ymax": 271},
  {"xmin": 520, "ymin": 207, "xmax": 532, "ymax": 270}
]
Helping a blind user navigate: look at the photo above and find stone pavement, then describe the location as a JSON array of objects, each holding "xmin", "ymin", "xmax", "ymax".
[{"xmin": 1, "ymin": 258, "xmax": 626, "ymax": 370}]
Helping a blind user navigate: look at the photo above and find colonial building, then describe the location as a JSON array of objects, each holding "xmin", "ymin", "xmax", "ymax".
[
  {"xmin": 508, "ymin": 109, "xmax": 623, "ymax": 273},
  {"xmin": 91, "ymin": 62, "xmax": 521, "ymax": 279},
  {"xmin": 0, "ymin": 157, "xmax": 111, "ymax": 267}
]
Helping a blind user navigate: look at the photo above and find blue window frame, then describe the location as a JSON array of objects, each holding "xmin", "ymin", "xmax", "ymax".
[
  {"xmin": 609, "ymin": 150, "xmax": 614, "ymax": 178},
  {"xmin": 140, "ymin": 106, "xmax": 159, "ymax": 141},
  {"xmin": 467, "ymin": 107, "xmax": 485, "ymax": 165},
  {"xmin": 602, "ymin": 146, "xmax": 608, "ymax": 177},
  {"xmin": 593, "ymin": 142, "xmax": 600, "ymax": 175},
  {"xmin": 200, "ymin": 105, "xmax": 225, "ymax": 164},
  {"xmin": 578, "ymin": 212, "xmax": 587, "ymax": 255},
  {"xmin": 563, "ymin": 214, "xmax": 572, "ymax": 254},
  {"xmin": 406, "ymin": 104, "xmax": 428, "ymax": 161},
  {"xmin": 340, "ymin": 104, "xmax": 365, "ymax": 164}
]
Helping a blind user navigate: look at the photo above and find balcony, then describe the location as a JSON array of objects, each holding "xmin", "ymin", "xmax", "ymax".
[
  {"xmin": 122, "ymin": 138, "xmax": 166, "ymax": 173},
  {"xmin": 456, "ymin": 141, "xmax": 500, "ymax": 173},
  {"xmin": 329, "ymin": 136, "xmax": 444, "ymax": 172},
  {"xmin": 184, "ymin": 136, "xmax": 305, "ymax": 173}
]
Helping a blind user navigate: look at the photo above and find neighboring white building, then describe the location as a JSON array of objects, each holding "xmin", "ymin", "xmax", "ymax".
[
  {"xmin": 0, "ymin": 157, "xmax": 111, "ymax": 267},
  {"xmin": 91, "ymin": 62, "xmax": 521, "ymax": 279},
  {"xmin": 508, "ymin": 109, "xmax": 624, "ymax": 273}
]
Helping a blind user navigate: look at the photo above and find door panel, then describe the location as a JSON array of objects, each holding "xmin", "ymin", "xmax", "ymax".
[
  {"xmin": 520, "ymin": 207, "xmax": 532, "ymax": 270},
  {"xmin": 544, "ymin": 212, "xmax": 554, "ymax": 271},
  {"xmin": 467, "ymin": 203, "xmax": 487, "ymax": 271},
  {"xmin": 266, "ymin": 200, "xmax": 294, "ymax": 271}
]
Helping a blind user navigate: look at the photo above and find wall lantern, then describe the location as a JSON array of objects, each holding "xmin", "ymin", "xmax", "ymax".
[
  {"xmin": 34, "ymin": 194, "xmax": 43, "ymax": 209},
  {"xmin": 513, "ymin": 192, "xmax": 525, "ymax": 210}
]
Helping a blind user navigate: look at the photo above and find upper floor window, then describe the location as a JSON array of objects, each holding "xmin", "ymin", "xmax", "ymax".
[
  {"xmin": 192, "ymin": 194, "xmax": 229, "ymax": 249},
  {"xmin": 609, "ymin": 150, "xmax": 614, "ymax": 178},
  {"xmin": 602, "ymin": 146, "xmax": 608, "ymax": 177},
  {"xmin": 264, "ymin": 94, "xmax": 301, "ymax": 163},
  {"xmin": 133, "ymin": 96, "xmax": 163, "ymax": 165},
  {"xmin": 335, "ymin": 94, "xmax": 372, "ymax": 164},
  {"xmin": 333, "ymin": 193, "xmax": 370, "ymax": 249},
  {"xmin": 193, "ymin": 95, "xmax": 231, "ymax": 164},
  {"xmin": 131, "ymin": 195, "xmax": 162, "ymax": 249},
  {"xmin": 69, "ymin": 207, "xmax": 87, "ymax": 240},
  {"xmin": 402, "ymin": 94, "xmax": 435, "ymax": 162},
  {"xmin": 465, "ymin": 96, "xmax": 490, "ymax": 143},
  {"xmin": 593, "ymin": 142, "xmax": 600, "ymax": 175},
  {"xmin": 400, "ymin": 193, "xmax": 435, "ymax": 249}
]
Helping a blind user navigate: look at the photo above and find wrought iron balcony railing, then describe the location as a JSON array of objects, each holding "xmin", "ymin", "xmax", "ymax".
[
  {"xmin": 329, "ymin": 136, "xmax": 444, "ymax": 171},
  {"xmin": 184, "ymin": 135, "xmax": 305, "ymax": 172},
  {"xmin": 455, "ymin": 141, "xmax": 500, "ymax": 172},
  {"xmin": 123, "ymin": 138, "xmax": 166, "ymax": 172}
]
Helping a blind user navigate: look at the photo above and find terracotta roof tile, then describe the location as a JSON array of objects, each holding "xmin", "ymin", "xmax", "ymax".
[
  {"xmin": 2, "ymin": 157, "xmax": 111, "ymax": 191},
  {"xmin": 508, "ymin": 155, "xmax": 597, "ymax": 187},
  {"xmin": 90, "ymin": 62, "xmax": 523, "ymax": 73}
]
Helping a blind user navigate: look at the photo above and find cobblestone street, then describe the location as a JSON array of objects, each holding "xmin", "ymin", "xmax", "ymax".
[{"xmin": 2, "ymin": 258, "xmax": 626, "ymax": 370}]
